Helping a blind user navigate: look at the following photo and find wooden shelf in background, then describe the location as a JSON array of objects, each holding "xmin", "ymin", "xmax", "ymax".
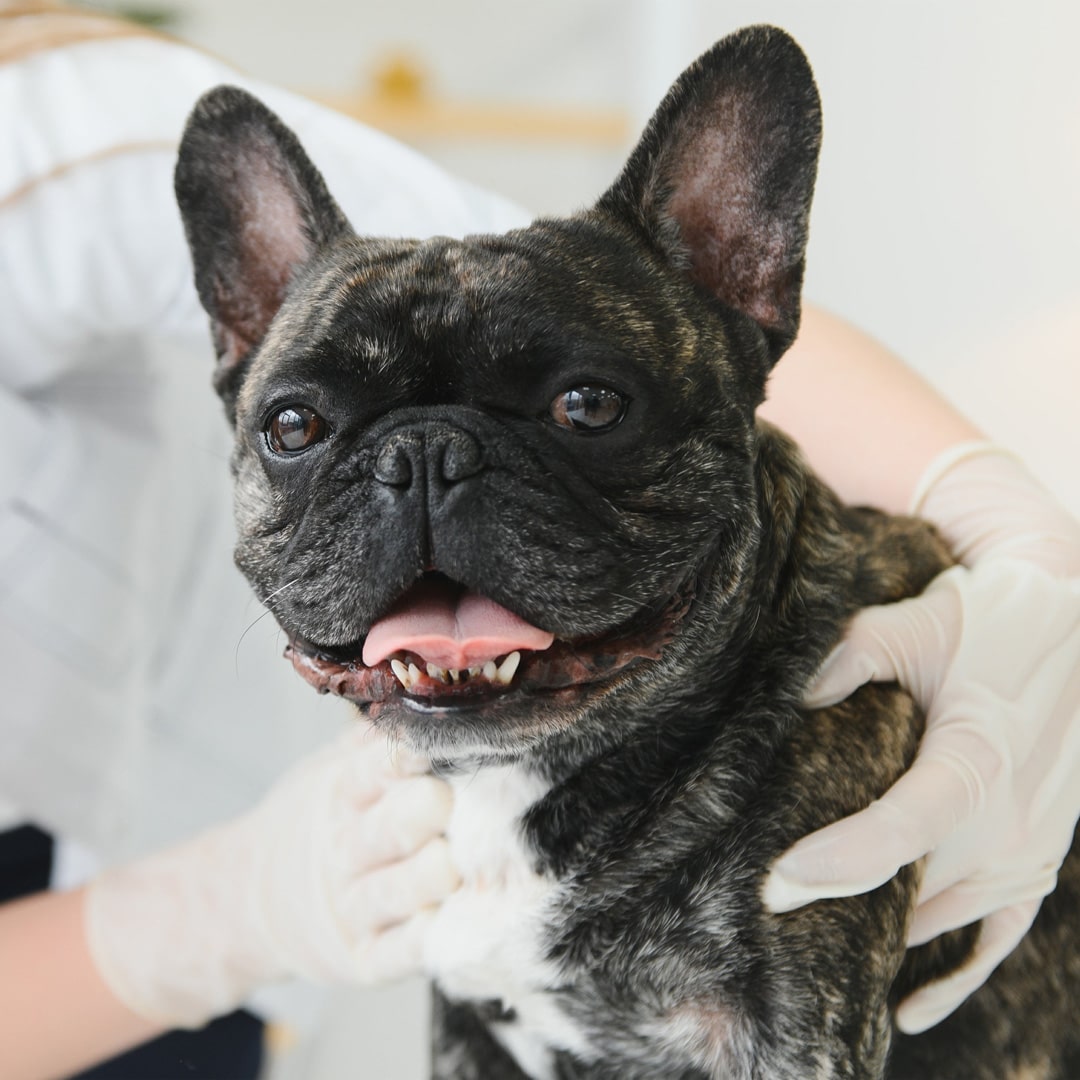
[{"xmin": 312, "ymin": 93, "xmax": 630, "ymax": 146}]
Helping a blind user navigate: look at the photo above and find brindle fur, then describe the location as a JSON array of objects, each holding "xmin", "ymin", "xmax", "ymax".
[{"xmin": 174, "ymin": 24, "xmax": 1079, "ymax": 1080}]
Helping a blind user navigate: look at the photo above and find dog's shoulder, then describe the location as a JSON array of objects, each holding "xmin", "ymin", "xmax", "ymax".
[{"xmin": 754, "ymin": 419, "xmax": 953, "ymax": 612}]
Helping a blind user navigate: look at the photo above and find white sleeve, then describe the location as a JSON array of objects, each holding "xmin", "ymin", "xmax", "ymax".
[
  {"xmin": 0, "ymin": 28, "xmax": 530, "ymax": 851},
  {"xmin": 2, "ymin": 34, "xmax": 530, "ymax": 379},
  {"xmin": 1, "ymin": 31, "xmax": 531, "ymax": 546}
]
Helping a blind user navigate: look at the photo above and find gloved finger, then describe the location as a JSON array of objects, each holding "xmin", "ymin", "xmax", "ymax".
[
  {"xmin": 895, "ymin": 898, "xmax": 1041, "ymax": 1034},
  {"xmin": 763, "ymin": 750, "xmax": 988, "ymax": 913},
  {"xmin": 335, "ymin": 775, "xmax": 454, "ymax": 874},
  {"xmin": 352, "ymin": 908, "xmax": 439, "ymax": 986},
  {"xmin": 335, "ymin": 727, "xmax": 434, "ymax": 809},
  {"xmin": 913, "ymin": 810, "xmax": 1009, "ymax": 908},
  {"xmin": 907, "ymin": 865, "xmax": 1058, "ymax": 947},
  {"xmin": 339, "ymin": 837, "xmax": 460, "ymax": 933},
  {"xmin": 802, "ymin": 577, "xmax": 959, "ymax": 709},
  {"xmin": 801, "ymin": 640, "xmax": 877, "ymax": 709}
]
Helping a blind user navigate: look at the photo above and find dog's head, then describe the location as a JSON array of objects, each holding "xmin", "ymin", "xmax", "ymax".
[{"xmin": 175, "ymin": 26, "xmax": 821, "ymax": 757}]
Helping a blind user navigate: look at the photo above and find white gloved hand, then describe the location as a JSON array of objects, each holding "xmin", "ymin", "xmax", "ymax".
[
  {"xmin": 762, "ymin": 444, "xmax": 1080, "ymax": 1034},
  {"xmin": 85, "ymin": 724, "xmax": 457, "ymax": 1029}
]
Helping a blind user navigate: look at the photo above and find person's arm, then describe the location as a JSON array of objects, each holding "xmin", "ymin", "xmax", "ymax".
[
  {"xmin": 0, "ymin": 726, "xmax": 457, "ymax": 1080},
  {"xmin": 0, "ymin": 889, "xmax": 162, "ymax": 1080},
  {"xmin": 760, "ymin": 303, "xmax": 1080, "ymax": 1035},
  {"xmin": 759, "ymin": 305, "xmax": 983, "ymax": 513}
]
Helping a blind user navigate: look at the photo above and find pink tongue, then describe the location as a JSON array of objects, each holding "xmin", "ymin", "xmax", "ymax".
[{"xmin": 362, "ymin": 578, "xmax": 554, "ymax": 670}]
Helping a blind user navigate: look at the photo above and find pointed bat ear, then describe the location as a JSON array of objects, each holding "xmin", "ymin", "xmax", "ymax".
[
  {"xmin": 174, "ymin": 85, "xmax": 353, "ymax": 411},
  {"xmin": 598, "ymin": 25, "xmax": 822, "ymax": 364}
]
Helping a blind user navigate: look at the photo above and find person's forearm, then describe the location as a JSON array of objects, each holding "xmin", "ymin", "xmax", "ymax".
[
  {"xmin": 0, "ymin": 889, "xmax": 163, "ymax": 1080},
  {"xmin": 760, "ymin": 305, "xmax": 983, "ymax": 515}
]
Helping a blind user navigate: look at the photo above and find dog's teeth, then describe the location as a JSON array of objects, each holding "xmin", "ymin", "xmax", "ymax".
[
  {"xmin": 495, "ymin": 651, "xmax": 521, "ymax": 685},
  {"xmin": 391, "ymin": 659, "xmax": 411, "ymax": 689},
  {"xmin": 395, "ymin": 654, "xmax": 520, "ymax": 691}
]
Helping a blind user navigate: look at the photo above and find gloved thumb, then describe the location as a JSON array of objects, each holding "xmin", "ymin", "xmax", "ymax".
[{"xmin": 803, "ymin": 570, "xmax": 963, "ymax": 709}]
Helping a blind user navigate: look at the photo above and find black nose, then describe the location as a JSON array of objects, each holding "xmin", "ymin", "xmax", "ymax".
[{"xmin": 373, "ymin": 425, "xmax": 484, "ymax": 489}]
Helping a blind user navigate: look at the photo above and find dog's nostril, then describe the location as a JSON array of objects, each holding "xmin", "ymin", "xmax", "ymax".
[
  {"xmin": 440, "ymin": 430, "xmax": 483, "ymax": 483},
  {"xmin": 374, "ymin": 427, "xmax": 482, "ymax": 488},
  {"xmin": 374, "ymin": 440, "xmax": 414, "ymax": 487}
]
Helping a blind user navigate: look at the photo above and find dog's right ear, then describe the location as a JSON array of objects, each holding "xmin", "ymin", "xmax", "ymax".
[{"xmin": 175, "ymin": 86, "xmax": 352, "ymax": 413}]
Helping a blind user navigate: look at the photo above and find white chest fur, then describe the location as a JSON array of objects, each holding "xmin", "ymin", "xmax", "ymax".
[{"xmin": 424, "ymin": 763, "xmax": 590, "ymax": 1078}]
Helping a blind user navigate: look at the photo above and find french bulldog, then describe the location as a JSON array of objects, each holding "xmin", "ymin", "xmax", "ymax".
[{"xmin": 174, "ymin": 24, "xmax": 1079, "ymax": 1080}]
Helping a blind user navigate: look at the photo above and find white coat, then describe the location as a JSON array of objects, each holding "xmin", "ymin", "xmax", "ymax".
[{"xmin": 0, "ymin": 7, "xmax": 530, "ymax": 862}]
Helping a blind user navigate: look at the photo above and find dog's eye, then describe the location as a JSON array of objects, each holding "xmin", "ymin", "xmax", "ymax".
[
  {"xmin": 266, "ymin": 405, "xmax": 328, "ymax": 454},
  {"xmin": 549, "ymin": 385, "xmax": 627, "ymax": 433}
]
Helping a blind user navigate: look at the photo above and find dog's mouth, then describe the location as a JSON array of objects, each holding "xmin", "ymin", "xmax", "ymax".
[{"xmin": 285, "ymin": 572, "xmax": 691, "ymax": 714}]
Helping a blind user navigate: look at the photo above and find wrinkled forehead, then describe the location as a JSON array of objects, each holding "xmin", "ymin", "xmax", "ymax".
[
  {"xmin": 238, "ymin": 221, "xmax": 742, "ymax": 413},
  {"xmin": 332, "ymin": 223, "xmax": 702, "ymax": 346}
]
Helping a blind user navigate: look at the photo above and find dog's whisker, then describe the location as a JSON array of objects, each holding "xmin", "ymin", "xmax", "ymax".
[
  {"xmin": 427, "ymin": 757, "xmax": 452, "ymax": 782},
  {"xmin": 259, "ymin": 576, "xmax": 302, "ymax": 610},
  {"xmin": 233, "ymin": 577, "xmax": 300, "ymax": 676}
]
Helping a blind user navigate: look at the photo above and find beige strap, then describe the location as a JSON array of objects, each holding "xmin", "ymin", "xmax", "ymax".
[
  {"xmin": 0, "ymin": 140, "xmax": 177, "ymax": 212},
  {"xmin": 0, "ymin": 4, "xmax": 191, "ymax": 212},
  {"xmin": 0, "ymin": 4, "xmax": 161, "ymax": 67}
]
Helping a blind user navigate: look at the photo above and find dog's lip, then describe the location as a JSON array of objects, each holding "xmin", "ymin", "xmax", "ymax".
[{"xmin": 284, "ymin": 583, "xmax": 693, "ymax": 709}]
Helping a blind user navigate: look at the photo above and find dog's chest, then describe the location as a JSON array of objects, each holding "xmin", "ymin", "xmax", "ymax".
[{"xmin": 425, "ymin": 764, "xmax": 589, "ymax": 1078}]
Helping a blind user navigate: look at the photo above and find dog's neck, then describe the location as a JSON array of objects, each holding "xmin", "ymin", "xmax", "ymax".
[{"xmin": 433, "ymin": 422, "xmax": 862, "ymax": 878}]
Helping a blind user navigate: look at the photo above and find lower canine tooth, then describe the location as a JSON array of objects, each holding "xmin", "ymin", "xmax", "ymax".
[
  {"xmin": 495, "ymin": 651, "xmax": 521, "ymax": 685},
  {"xmin": 482, "ymin": 660, "xmax": 498, "ymax": 680}
]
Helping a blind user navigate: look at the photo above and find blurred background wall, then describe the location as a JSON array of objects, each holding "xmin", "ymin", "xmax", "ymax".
[
  {"xmin": 138, "ymin": 0, "xmax": 1080, "ymax": 512},
  {"xmin": 75, "ymin": 1, "xmax": 1077, "ymax": 1075}
]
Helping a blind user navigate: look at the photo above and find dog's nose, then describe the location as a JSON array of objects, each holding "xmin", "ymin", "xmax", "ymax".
[{"xmin": 373, "ymin": 426, "xmax": 484, "ymax": 489}]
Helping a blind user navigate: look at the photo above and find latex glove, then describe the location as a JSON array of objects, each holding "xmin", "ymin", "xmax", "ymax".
[
  {"xmin": 762, "ymin": 444, "xmax": 1080, "ymax": 1034},
  {"xmin": 85, "ymin": 724, "xmax": 456, "ymax": 1029}
]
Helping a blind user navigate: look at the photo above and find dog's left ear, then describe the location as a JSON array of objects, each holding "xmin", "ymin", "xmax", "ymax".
[
  {"xmin": 598, "ymin": 25, "xmax": 821, "ymax": 365},
  {"xmin": 175, "ymin": 86, "xmax": 353, "ymax": 412}
]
